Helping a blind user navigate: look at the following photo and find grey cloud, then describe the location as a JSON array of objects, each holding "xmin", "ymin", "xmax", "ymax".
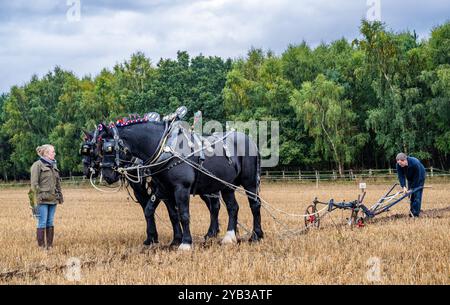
[
  {"xmin": 0, "ymin": 0, "xmax": 449, "ymax": 93},
  {"xmin": 381, "ymin": 1, "xmax": 450, "ymax": 39}
]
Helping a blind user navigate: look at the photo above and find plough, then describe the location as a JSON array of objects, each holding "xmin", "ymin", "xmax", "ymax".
[{"xmin": 304, "ymin": 183, "xmax": 425, "ymax": 229}]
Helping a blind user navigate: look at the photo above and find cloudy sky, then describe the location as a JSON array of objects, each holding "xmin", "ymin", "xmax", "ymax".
[{"xmin": 0, "ymin": 0, "xmax": 448, "ymax": 93}]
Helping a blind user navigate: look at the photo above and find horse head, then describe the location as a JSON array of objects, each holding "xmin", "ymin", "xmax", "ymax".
[
  {"xmin": 80, "ymin": 129, "xmax": 102, "ymax": 178},
  {"xmin": 98, "ymin": 119, "xmax": 167, "ymax": 185}
]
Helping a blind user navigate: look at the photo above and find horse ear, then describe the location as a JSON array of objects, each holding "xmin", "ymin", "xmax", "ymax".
[
  {"xmin": 97, "ymin": 123, "xmax": 107, "ymax": 132},
  {"xmin": 99, "ymin": 123, "xmax": 114, "ymax": 137},
  {"xmin": 82, "ymin": 129, "xmax": 92, "ymax": 140}
]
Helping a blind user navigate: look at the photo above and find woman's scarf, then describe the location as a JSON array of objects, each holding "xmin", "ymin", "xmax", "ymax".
[{"xmin": 40, "ymin": 157, "xmax": 57, "ymax": 168}]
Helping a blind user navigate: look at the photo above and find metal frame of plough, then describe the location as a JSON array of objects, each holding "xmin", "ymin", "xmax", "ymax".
[{"xmin": 304, "ymin": 183, "xmax": 425, "ymax": 229}]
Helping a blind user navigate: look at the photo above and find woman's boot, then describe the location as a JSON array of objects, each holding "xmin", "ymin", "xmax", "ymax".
[
  {"xmin": 46, "ymin": 226, "xmax": 54, "ymax": 249},
  {"xmin": 37, "ymin": 228, "xmax": 45, "ymax": 248}
]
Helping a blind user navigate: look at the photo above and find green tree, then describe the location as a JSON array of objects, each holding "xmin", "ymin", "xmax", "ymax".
[
  {"xmin": 224, "ymin": 48, "xmax": 317, "ymax": 167},
  {"xmin": 281, "ymin": 42, "xmax": 318, "ymax": 88},
  {"xmin": 1, "ymin": 20, "xmax": 450, "ymax": 179},
  {"xmin": 79, "ymin": 69, "xmax": 123, "ymax": 128},
  {"xmin": 0, "ymin": 93, "xmax": 12, "ymax": 180},
  {"xmin": 153, "ymin": 51, "xmax": 231, "ymax": 123},
  {"xmin": 113, "ymin": 52, "xmax": 158, "ymax": 114},
  {"xmin": 421, "ymin": 22, "xmax": 450, "ymax": 167},
  {"xmin": 189, "ymin": 54, "xmax": 231, "ymax": 122},
  {"xmin": 422, "ymin": 66, "xmax": 450, "ymax": 161},
  {"xmin": 290, "ymin": 74, "xmax": 365, "ymax": 175},
  {"xmin": 3, "ymin": 67, "xmax": 69, "ymax": 175},
  {"xmin": 49, "ymin": 73, "xmax": 86, "ymax": 174},
  {"xmin": 357, "ymin": 20, "xmax": 430, "ymax": 162},
  {"xmin": 154, "ymin": 51, "xmax": 193, "ymax": 115},
  {"xmin": 428, "ymin": 22, "xmax": 450, "ymax": 67}
]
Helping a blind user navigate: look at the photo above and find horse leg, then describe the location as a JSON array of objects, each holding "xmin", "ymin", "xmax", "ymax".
[
  {"xmin": 143, "ymin": 197, "xmax": 160, "ymax": 245},
  {"xmin": 174, "ymin": 186, "xmax": 193, "ymax": 250},
  {"xmin": 131, "ymin": 181, "xmax": 159, "ymax": 246},
  {"xmin": 220, "ymin": 190, "xmax": 239, "ymax": 244},
  {"xmin": 243, "ymin": 185, "xmax": 264, "ymax": 242},
  {"xmin": 200, "ymin": 193, "xmax": 220, "ymax": 242},
  {"xmin": 162, "ymin": 199, "xmax": 183, "ymax": 247}
]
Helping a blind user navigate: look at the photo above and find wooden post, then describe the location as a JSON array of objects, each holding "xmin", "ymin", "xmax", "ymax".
[
  {"xmin": 282, "ymin": 170, "xmax": 285, "ymax": 180},
  {"xmin": 299, "ymin": 170, "xmax": 302, "ymax": 181},
  {"xmin": 350, "ymin": 169, "xmax": 354, "ymax": 180},
  {"xmin": 315, "ymin": 170, "xmax": 319, "ymax": 189},
  {"xmin": 332, "ymin": 170, "xmax": 337, "ymax": 180},
  {"xmin": 430, "ymin": 167, "xmax": 434, "ymax": 177}
]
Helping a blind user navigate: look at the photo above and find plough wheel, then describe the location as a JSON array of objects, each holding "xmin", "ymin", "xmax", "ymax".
[
  {"xmin": 356, "ymin": 217, "xmax": 365, "ymax": 228},
  {"xmin": 350, "ymin": 209, "xmax": 365, "ymax": 228},
  {"xmin": 304, "ymin": 204, "xmax": 320, "ymax": 229}
]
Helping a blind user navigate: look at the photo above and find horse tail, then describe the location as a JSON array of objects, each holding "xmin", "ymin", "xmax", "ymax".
[{"xmin": 236, "ymin": 132, "xmax": 261, "ymax": 200}]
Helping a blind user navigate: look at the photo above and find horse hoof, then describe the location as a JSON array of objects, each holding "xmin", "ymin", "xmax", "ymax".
[
  {"xmin": 248, "ymin": 231, "xmax": 264, "ymax": 243},
  {"xmin": 170, "ymin": 240, "xmax": 182, "ymax": 247},
  {"xmin": 221, "ymin": 230, "xmax": 237, "ymax": 244},
  {"xmin": 178, "ymin": 243, "xmax": 192, "ymax": 251},
  {"xmin": 204, "ymin": 232, "xmax": 218, "ymax": 242},
  {"xmin": 143, "ymin": 239, "xmax": 158, "ymax": 246},
  {"xmin": 248, "ymin": 236, "xmax": 263, "ymax": 243}
]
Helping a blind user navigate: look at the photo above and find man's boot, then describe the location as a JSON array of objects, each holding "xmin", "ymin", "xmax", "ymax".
[
  {"xmin": 46, "ymin": 226, "xmax": 54, "ymax": 249},
  {"xmin": 37, "ymin": 228, "xmax": 45, "ymax": 248}
]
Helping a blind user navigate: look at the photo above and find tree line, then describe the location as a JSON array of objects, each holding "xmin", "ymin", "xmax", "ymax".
[{"xmin": 0, "ymin": 21, "xmax": 449, "ymax": 180}]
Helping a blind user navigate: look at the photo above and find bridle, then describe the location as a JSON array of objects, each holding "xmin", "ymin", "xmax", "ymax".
[
  {"xmin": 96, "ymin": 106, "xmax": 188, "ymax": 181},
  {"xmin": 80, "ymin": 128, "xmax": 100, "ymax": 175},
  {"xmin": 100, "ymin": 125, "xmax": 125, "ymax": 170}
]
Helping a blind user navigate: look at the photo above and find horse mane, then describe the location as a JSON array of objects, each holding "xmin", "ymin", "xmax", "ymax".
[{"xmin": 108, "ymin": 113, "xmax": 164, "ymax": 129}]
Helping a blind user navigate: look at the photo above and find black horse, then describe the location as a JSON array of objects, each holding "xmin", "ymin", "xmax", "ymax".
[
  {"xmin": 81, "ymin": 130, "xmax": 221, "ymax": 247},
  {"xmin": 98, "ymin": 119, "xmax": 263, "ymax": 250}
]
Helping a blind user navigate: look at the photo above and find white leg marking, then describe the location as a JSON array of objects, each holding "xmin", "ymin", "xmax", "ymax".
[
  {"xmin": 221, "ymin": 230, "xmax": 237, "ymax": 244},
  {"xmin": 178, "ymin": 243, "xmax": 192, "ymax": 251}
]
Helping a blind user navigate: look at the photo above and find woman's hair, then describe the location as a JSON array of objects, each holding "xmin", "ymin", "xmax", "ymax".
[{"xmin": 36, "ymin": 144, "xmax": 54, "ymax": 157}]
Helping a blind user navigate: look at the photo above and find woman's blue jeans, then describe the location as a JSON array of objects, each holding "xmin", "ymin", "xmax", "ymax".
[{"xmin": 36, "ymin": 204, "xmax": 57, "ymax": 228}]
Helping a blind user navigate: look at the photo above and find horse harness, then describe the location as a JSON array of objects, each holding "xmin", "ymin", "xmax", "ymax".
[{"xmin": 102, "ymin": 117, "xmax": 235, "ymax": 196}]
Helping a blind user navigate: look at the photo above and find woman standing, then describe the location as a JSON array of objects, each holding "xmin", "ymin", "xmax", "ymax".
[{"xmin": 30, "ymin": 144, "xmax": 64, "ymax": 249}]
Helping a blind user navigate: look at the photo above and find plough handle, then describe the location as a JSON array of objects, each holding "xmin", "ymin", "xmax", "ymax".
[
  {"xmin": 370, "ymin": 185, "xmax": 424, "ymax": 216},
  {"xmin": 378, "ymin": 183, "xmax": 398, "ymax": 205},
  {"xmin": 359, "ymin": 191, "xmax": 366, "ymax": 204}
]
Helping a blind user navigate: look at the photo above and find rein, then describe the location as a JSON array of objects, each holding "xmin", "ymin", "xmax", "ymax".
[
  {"xmin": 115, "ymin": 130, "xmax": 236, "ymax": 183},
  {"xmin": 144, "ymin": 119, "xmax": 174, "ymax": 165}
]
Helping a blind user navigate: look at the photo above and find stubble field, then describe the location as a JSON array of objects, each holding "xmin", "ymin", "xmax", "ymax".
[{"xmin": 0, "ymin": 181, "xmax": 449, "ymax": 284}]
